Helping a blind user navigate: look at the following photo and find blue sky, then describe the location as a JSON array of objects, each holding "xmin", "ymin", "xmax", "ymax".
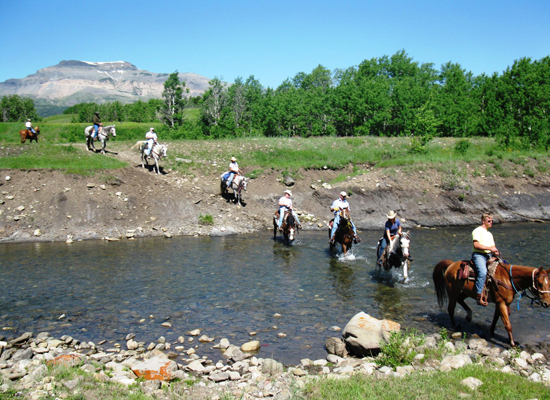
[{"xmin": 1, "ymin": 0, "xmax": 549, "ymax": 89}]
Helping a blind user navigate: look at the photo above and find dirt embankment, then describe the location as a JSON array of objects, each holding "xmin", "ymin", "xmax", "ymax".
[{"xmin": 1, "ymin": 147, "xmax": 550, "ymax": 243}]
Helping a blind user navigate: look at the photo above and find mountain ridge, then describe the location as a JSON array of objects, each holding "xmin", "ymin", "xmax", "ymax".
[{"xmin": 0, "ymin": 60, "xmax": 211, "ymax": 116}]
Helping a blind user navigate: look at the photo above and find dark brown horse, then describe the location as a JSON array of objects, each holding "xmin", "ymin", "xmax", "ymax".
[
  {"xmin": 328, "ymin": 208, "xmax": 354, "ymax": 256},
  {"xmin": 433, "ymin": 257, "xmax": 550, "ymax": 346},
  {"xmin": 19, "ymin": 126, "xmax": 40, "ymax": 143},
  {"xmin": 273, "ymin": 210, "xmax": 297, "ymax": 244}
]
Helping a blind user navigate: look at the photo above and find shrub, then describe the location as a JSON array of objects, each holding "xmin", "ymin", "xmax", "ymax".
[
  {"xmin": 198, "ymin": 214, "xmax": 214, "ymax": 225},
  {"xmin": 376, "ymin": 329, "xmax": 424, "ymax": 368},
  {"xmin": 454, "ymin": 139, "xmax": 470, "ymax": 155}
]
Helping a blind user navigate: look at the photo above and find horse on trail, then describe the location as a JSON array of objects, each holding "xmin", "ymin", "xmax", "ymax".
[
  {"xmin": 328, "ymin": 208, "xmax": 354, "ymax": 257},
  {"xmin": 376, "ymin": 231, "xmax": 411, "ymax": 281},
  {"xmin": 220, "ymin": 174, "xmax": 248, "ymax": 206},
  {"xmin": 140, "ymin": 142, "xmax": 168, "ymax": 174},
  {"xmin": 433, "ymin": 257, "xmax": 550, "ymax": 347},
  {"xmin": 19, "ymin": 126, "xmax": 40, "ymax": 143},
  {"xmin": 273, "ymin": 210, "xmax": 297, "ymax": 244},
  {"xmin": 84, "ymin": 125, "xmax": 116, "ymax": 154}
]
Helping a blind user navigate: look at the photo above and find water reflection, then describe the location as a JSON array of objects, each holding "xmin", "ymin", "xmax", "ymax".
[{"xmin": 0, "ymin": 223, "xmax": 549, "ymax": 365}]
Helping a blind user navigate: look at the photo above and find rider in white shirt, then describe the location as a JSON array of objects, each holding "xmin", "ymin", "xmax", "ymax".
[
  {"xmin": 145, "ymin": 128, "xmax": 158, "ymax": 156},
  {"xmin": 25, "ymin": 119, "xmax": 36, "ymax": 134},
  {"xmin": 226, "ymin": 157, "xmax": 242, "ymax": 187},
  {"xmin": 329, "ymin": 191, "xmax": 360, "ymax": 244},
  {"xmin": 277, "ymin": 190, "xmax": 302, "ymax": 230}
]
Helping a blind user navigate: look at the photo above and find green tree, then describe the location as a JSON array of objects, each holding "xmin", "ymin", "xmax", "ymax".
[
  {"xmin": 160, "ymin": 71, "xmax": 187, "ymax": 128},
  {"xmin": 0, "ymin": 95, "xmax": 40, "ymax": 122}
]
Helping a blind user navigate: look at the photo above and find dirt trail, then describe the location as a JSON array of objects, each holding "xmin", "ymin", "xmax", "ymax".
[{"xmin": 1, "ymin": 144, "xmax": 550, "ymax": 243}]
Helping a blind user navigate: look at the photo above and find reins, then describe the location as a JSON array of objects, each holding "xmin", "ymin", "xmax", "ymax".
[{"xmin": 496, "ymin": 259, "xmax": 547, "ymax": 309}]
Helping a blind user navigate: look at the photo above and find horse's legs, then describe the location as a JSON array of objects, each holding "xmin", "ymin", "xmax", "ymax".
[
  {"xmin": 155, "ymin": 158, "xmax": 159, "ymax": 174},
  {"xmin": 494, "ymin": 302, "xmax": 515, "ymax": 346},
  {"xmin": 447, "ymin": 293, "xmax": 459, "ymax": 328},
  {"xmin": 457, "ymin": 292, "xmax": 472, "ymax": 323}
]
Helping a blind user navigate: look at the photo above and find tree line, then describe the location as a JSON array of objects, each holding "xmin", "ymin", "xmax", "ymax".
[{"xmin": 3, "ymin": 51, "xmax": 549, "ymax": 150}]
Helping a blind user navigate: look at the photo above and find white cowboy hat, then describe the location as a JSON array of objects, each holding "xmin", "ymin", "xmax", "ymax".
[
  {"xmin": 340, "ymin": 191, "xmax": 347, "ymax": 197},
  {"xmin": 150, "ymin": 127, "xmax": 155, "ymax": 131},
  {"xmin": 284, "ymin": 190, "xmax": 292, "ymax": 196},
  {"xmin": 386, "ymin": 210, "xmax": 397, "ymax": 219},
  {"xmin": 230, "ymin": 157, "xmax": 237, "ymax": 162}
]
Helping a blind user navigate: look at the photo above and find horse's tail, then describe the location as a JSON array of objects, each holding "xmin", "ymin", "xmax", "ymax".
[
  {"xmin": 433, "ymin": 259, "xmax": 453, "ymax": 309},
  {"xmin": 131, "ymin": 141, "xmax": 146, "ymax": 151}
]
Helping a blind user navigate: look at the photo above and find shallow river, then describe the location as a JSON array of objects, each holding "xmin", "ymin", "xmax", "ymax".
[{"xmin": 1, "ymin": 222, "xmax": 549, "ymax": 365}]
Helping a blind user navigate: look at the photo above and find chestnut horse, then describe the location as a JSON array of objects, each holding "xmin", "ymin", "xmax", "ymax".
[
  {"xmin": 273, "ymin": 210, "xmax": 297, "ymax": 244},
  {"xmin": 433, "ymin": 257, "xmax": 550, "ymax": 346},
  {"xmin": 328, "ymin": 208, "xmax": 354, "ymax": 256},
  {"xmin": 19, "ymin": 126, "xmax": 40, "ymax": 143}
]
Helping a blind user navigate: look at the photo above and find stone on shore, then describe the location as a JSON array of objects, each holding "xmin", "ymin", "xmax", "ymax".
[
  {"xmin": 131, "ymin": 356, "xmax": 178, "ymax": 381},
  {"xmin": 341, "ymin": 312, "xmax": 400, "ymax": 357}
]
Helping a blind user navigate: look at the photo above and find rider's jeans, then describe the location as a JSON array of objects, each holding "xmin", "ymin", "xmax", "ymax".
[
  {"xmin": 227, "ymin": 172, "xmax": 235, "ymax": 186},
  {"xmin": 378, "ymin": 237, "xmax": 389, "ymax": 259},
  {"xmin": 472, "ymin": 252, "xmax": 491, "ymax": 294},
  {"xmin": 93, "ymin": 124, "xmax": 100, "ymax": 138},
  {"xmin": 278, "ymin": 207, "xmax": 301, "ymax": 227}
]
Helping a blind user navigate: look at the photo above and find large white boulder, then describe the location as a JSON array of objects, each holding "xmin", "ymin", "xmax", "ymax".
[{"xmin": 342, "ymin": 312, "xmax": 400, "ymax": 356}]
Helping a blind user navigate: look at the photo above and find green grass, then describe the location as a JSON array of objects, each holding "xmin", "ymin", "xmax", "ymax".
[
  {"xmin": 301, "ymin": 365, "xmax": 550, "ymax": 400},
  {"xmin": 0, "ymin": 142, "xmax": 127, "ymax": 173},
  {"xmin": 198, "ymin": 214, "xmax": 214, "ymax": 225}
]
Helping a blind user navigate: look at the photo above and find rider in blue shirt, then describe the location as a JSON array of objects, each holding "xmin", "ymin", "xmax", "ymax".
[{"xmin": 378, "ymin": 210, "xmax": 412, "ymax": 265}]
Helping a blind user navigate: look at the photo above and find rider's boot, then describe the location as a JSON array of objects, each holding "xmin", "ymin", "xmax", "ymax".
[
  {"xmin": 407, "ymin": 254, "xmax": 414, "ymax": 261},
  {"xmin": 354, "ymin": 235, "xmax": 361, "ymax": 244},
  {"xmin": 329, "ymin": 236, "xmax": 335, "ymax": 245},
  {"xmin": 297, "ymin": 223, "xmax": 302, "ymax": 229},
  {"xmin": 476, "ymin": 293, "xmax": 488, "ymax": 307}
]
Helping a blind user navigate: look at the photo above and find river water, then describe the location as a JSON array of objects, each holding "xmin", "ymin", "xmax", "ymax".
[{"xmin": 1, "ymin": 222, "xmax": 549, "ymax": 365}]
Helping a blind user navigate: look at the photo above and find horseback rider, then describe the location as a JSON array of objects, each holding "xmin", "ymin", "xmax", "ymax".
[
  {"xmin": 145, "ymin": 128, "xmax": 158, "ymax": 156},
  {"xmin": 328, "ymin": 191, "xmax": 361, "ymax": 245},
  {"xmin": 377, "ymin": 210, "xmax": 413, "ymax": 265},
  {"xmin": 277, "ymin": 190, "xmax": 302, "ymax": 231},
  {"xmin": 92, "ymin": 112, "xmax": 102, "ymax": 139},
  {"xmin": 226, "ymin": 157, "xmax": 242, "ymax": 188},
  {"xmin": 472, "ymin": 213, "xmax": 500, "ymax": 306},
  {"xmin": 25, "ymin": 119, "xmax": 36, "ymax": 134}
]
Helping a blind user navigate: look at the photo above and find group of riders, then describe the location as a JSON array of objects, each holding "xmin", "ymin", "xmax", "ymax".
[
  {"xmin": 55, "ymin": 112, "xmax": 501, "ymax": 304},
  {"xmin": 222, "ymin": 159, "xmax": 498, "ymax": 306}
]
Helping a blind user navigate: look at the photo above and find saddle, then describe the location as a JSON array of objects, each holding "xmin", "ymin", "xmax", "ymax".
[
  {"xmin": 458, "ymin": 260, "xmax": 476, "ymax": 280},
  {"xmin": 458, "ymin": 260, "xmax": 499, "ymax": 305}
]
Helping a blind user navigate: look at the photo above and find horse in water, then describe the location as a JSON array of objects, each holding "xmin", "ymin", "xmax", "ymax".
[
  {"xmin": 328, "ymin": 208, "xmax": 354, "ymax": 256},
  {"xmin": 84, "ymin": 125, "xmax": 116, "ymax": 154},
  {"xmin": 19, "ymin": 126, "xmax": 40, "ymax": 143},
  {"xmin": 273, "ymin": 210, "xmax": 297, "ymax": 244},
  {"xmin": 376, "ymin": 231, "xmax": 411, "ymax": 281},
  {"xmin": 220, "ymin": 174, "xmax": 248, "ymax": 206},
  {"xmin": 433, "ymin": 257, "xmax": 550, "ymax": 347},
  {"xmin": 140, "ymin": 143, "xmax": 168, "ymax": 174}
]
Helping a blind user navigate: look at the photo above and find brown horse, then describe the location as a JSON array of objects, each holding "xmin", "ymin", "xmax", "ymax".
[
  {"xmin": 273, "ymin": 210, "xmax": 297, "ymax": 244},
  {"xmin": 19, "ymin": 126, "xmax": 40, "ymax": 143},
  {"xmin": 328, "ymin": 208, "xmax": 354, "ymax": 256},
  {"xmin": 433, "ymin": 257, "xmax": 550, "ymax": 346}
]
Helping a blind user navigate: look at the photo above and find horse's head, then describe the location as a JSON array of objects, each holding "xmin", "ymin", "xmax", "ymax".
[
  {"xmin": 161, "ymin": 144, "xmax": 168, "ymax": 158},
  {"xmin": 533, "ymin": 267, "xmax": 550, "ymax": 308},
  {"xmin": 399, "ymin": 231, "xmax": 410, "ymax": 258},
  {"xmin": 110, "ymin": 125, "xmax": 116, "ymax": 137},
  {"xmin": 35, "ymin": 126, "xmax": 40, "ymax": 135},
  {"xmin": 340, "ymin": 208, "xmax": 350, "ymax": 221},
  {"xmin": 241, "ymin": 177, "xmax": 248, "ymax": 191}
]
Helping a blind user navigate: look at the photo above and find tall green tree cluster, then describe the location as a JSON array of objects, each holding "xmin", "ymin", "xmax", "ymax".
[
  {"xmin": 196, "ymin": 51, "xmax": 550, "ymax": 149},
  {"xmin": 64, "ymin": 99, "xmax": 163, "ymax": 123},
  {"xmin": 0, "ymin": 95, "xmax": 40, "ymax": 122}
]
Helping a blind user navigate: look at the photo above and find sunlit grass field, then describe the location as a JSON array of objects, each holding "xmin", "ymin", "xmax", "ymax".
[{"xmin": 1, "ymin": 121, "xmax": 548, "ymax": 182}]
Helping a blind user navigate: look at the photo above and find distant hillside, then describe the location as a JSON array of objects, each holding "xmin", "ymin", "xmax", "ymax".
[{"xmin": 0, "ymin": 61, "xmax": 211, "ymax": 116}]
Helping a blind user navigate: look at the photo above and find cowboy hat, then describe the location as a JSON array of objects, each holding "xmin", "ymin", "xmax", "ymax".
[
  {"xmin": 386, "ymin": 210, "xmax": 397, "ymax": 219},
  {"xmin": 340, "ymin": 191, "xmax": 347, "ymax": 197},
  {"xmin": 230, "ymin": 157, "xmax": 237, "ymax": 162},
  {"xmin": 284, "ymin": 190, "xmax": 292, "ymax": 196}
]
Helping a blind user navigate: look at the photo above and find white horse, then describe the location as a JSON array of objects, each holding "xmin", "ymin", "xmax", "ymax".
[
  {"xmin": 140, "ymin": 142, "xmax": 168, "ymax": 174},
  {"xmin": 377, "ymin": 231, "xmax": 411, "ymax": 281},
  {"xmin": 84, "ymin": 125, "xmax": 116, "ymax": 154},
  {"xmin": 220, "ymin": 173, "xmax": 249, "ymax": 205}
]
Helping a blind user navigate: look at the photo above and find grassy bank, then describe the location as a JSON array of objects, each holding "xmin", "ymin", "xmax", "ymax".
[
  {"xmin": 300, "ymin": 365, "xmax": 550, "ymax": 400},
  {"xmin": 1, "ymin": 122, "xmax": 549, "ymax": 183}
]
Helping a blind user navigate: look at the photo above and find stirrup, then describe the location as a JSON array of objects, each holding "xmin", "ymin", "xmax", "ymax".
[{"xmin": 329, "ymin": 237, "xmax": 335, "ymax": 245}]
